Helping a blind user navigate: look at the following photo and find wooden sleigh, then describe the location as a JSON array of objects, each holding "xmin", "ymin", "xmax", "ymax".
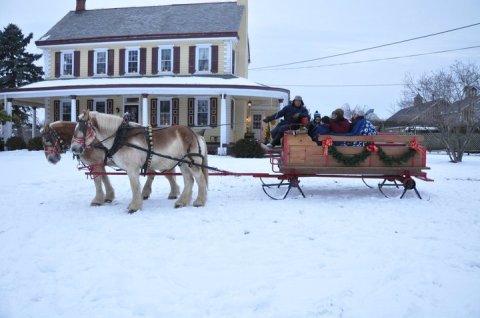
[{"xmin": 260, "ymin": 131, "xmax": 433, "ymax": 199}]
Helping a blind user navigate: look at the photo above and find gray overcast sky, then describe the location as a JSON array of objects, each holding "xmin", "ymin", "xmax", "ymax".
[{"xmin": 1, "ymin": 0, "xmax": 479, "ymax": 119}]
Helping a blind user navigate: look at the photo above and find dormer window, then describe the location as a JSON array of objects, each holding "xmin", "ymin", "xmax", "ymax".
[
  {"xmin": 94, "ymin": 49, "xmax": 107, "ymax": 75},
  {"xmin": 61, "ymin": 50, "xmax": 74, "ymax": 77},
  {"xmin": 125, "ymin": 47, "xmax": 140, "ymax": 74},
  {"xmin": 159, "ymin": 46, "xmax": 173, "ymax": 73},
  {"xmin": 196, "ymin": 45, "xmax": 211, "ymax": 73}
]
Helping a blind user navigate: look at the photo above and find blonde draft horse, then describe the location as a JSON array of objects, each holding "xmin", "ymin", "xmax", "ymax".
[
  {"xmin": 71, "ymin": 111, "xmax": 208, "ymax": 212},
  {"xmin": 41, "ymin": 121, "xmax": 180, "ymax": 206}
]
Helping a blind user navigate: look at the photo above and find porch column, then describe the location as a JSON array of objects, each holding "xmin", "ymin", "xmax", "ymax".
[
  {"xmin": 4, "ymin": 98, "xmax": 13, "ymax": 148},
  {"xmin": 32, "ymin": 107, "xmax": 37, "ymax": 138},
  {"xmin": 142, "ymin": 94, "xmax": 148, "ymax": 125},
  {"xmin": 70, "ymin": 95, "xmax": 77, "ymax": 122},
  {"xmin": 217, "ymin": 94, "xmax": 227, "ymax": 155}
]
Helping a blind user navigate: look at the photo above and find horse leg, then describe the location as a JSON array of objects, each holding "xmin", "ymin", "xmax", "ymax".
[
  {"xmin": 90, "ymin": 173, "xmax": 106, "ymax": 206},
  {"xmin": 165, "ymin": 171, "xmax": 180, "ymax": 199},
  {"xmin": 192, "ymin": 167, "xmax": 208, "ymax": 207},
  {"xmin": 101, "ymin": 170, "xmax": 115, "ymax": 203},
  {"xmin": 142, "ymin": 173, "xmax": 155, "ymax": 200},
  {"xmin": 174, "ymin": 166, "xmax": 194, "ymax": 208},
  {"xmin": 127, "ymin": 170, "xmax": 143, "ymax": 213}
]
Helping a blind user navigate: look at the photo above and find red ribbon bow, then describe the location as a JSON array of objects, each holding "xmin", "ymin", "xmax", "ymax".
[
  {"xmin": 410, "ymin": 138, "xmax": 422, "ymax": 154},
  {"xmin": 367, "ymin": 144, "xmax": 378, "ymax": 152},
  {"xmin": 323, "ymin": 137, "xmax": 333, "ymax": 156}
]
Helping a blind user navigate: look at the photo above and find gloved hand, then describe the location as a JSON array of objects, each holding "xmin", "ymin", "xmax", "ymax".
[{"xmin": 262, "ymin": 117, "xmax": 271, "ymax": 123}]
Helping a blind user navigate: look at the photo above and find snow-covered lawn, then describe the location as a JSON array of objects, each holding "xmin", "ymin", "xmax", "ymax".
[{"xmin": 0, "ymin": 150, "xmax": 479, "ymax": 318}]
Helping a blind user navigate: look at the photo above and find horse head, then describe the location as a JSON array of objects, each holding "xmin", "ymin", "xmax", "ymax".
[
  {"xmin": 71, "ymin": 110, "xmax": 97, "ymax": 156},
  {"xmin": 41, "ymin": 121, "xmax": 72, "ymax": 164}
]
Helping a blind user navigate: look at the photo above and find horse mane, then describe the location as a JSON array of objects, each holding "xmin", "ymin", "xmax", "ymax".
[{"xmin": 90, "ymin": 111, "xmax": 124, "ymax": 133}]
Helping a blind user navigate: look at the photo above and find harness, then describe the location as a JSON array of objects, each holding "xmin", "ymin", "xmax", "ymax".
[
  {"xmin": 77, "ymin": 117, "xmax": 205, "ymax": 174},
  {"xmin": 44, "ymin": 124, "xmax": 70, "ymax": 154}
]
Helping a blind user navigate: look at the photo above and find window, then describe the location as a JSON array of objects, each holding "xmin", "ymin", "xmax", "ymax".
[
  {"xmin": 196, "ymin": 99, "xmax": 210, "ymax": 126},
  {"xmin": 94, "ymin": 99, "xmax": 106, "ymax": 113},
  {"xmin": 196, "ymin": 45, "xmax": 211, "ymax": 73},
  {"xmin": 61, "ymin": 102, "xmax": 71, "ymax": 121},
  {"xmin": 94, "ymin": 50, "xmax": 107, "ymax": 75},
  {"xmin": 158, "ymin": 99, "xmax": 172, "ymax": 126},
  {"xmin": 61, "ymin": 51, "xmax": 74, "ymax": 76},
  {"xmin": 159, "ymin": 47, "xmax": 173, "ymax": 73},
  {"xmin": 126, "ymin": 48, "xmax": 139, "ymax": 74}
]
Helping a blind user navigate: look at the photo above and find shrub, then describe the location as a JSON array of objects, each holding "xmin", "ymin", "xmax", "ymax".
[
  {"xmin": 232, "ymin": 138, "xmax": 264, "ymax": 158},
  {"xmin": 27, "ymin": 137, "xmax": 43, "ymax": 151},
  {"xmin": 6, "ymin": 136, "xmax": 27, "ymax": 150}
]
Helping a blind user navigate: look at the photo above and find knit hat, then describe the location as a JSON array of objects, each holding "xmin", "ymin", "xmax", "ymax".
[
  {"xmin": 294, "ymin": 95, "xmax": 303, "ymax": 101},
  {"xmin": 313, "ymin": 111, "xmax": 321, "ymax": 119}
]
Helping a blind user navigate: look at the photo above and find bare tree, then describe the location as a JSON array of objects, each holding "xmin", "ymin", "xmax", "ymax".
[{"xmin": 399, "ymin": 61, "xmax": 480, "ymax": 162}]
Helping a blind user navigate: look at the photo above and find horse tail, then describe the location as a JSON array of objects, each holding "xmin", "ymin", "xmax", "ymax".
[{"xmin": 200, "ymin": 136, "xmax": 209, "ymax": 187}]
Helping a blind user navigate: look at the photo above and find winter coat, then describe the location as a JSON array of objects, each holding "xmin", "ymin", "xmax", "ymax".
[
  {"xmin": 350, "ymin": 117, "xmax": 377, "ymax": 136},
  {"xmin": 329, "ymin": 118, "xmax": 351, "ymax": 133},
  {"xmin": 267, "ymin": 103, "xmax": 310, "ymax": 125}
]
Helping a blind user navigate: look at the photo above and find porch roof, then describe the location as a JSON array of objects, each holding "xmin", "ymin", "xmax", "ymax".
[{"xmin": 1, "ymin": 76, "xmax": 290, "ymax": 102}]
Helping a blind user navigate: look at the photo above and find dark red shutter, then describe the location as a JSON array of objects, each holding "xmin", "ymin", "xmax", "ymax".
[
  {"xmin": 53, "ymin": 100, "xmax": 60, "ymax": 121},
  {"xmin": 54, "ymin": 52, "xmax": 61, "ymax": 78},
  {"xmin": 107, "ymin": 99, "xmax": 114, "ymax": 114},
  {"xmin": 188, "ymin": 46, "xmax": 196, "ymax": 74},
  {"xmin": 119, "ymin": 49, "xmax": 125, "ymax": 75},
  {"xmin": 88, "ymin": 50, "xmax": 94, "ymax": 76},
  {"xmin": 108, "ymin": 49, "xmax": 114, "ymax": 76},
  {"xmin": 231, "ymin": 50, "xmax": 235, "ymax": 74},
  {"xmin": 210, "ymin": 97, "xmax": 218, "ymax": 127},
  {"xmin": 151, "ymin": 47, "xmax": 158, "ymax": 75},
  {"xmin": 87, "ymin": 99, "xmax": 93, "ymax": 111},
  {"xmin": 230, "ymin": 100, "xmax": 234, "ymax": 129},
  {"xmin": 76, "ymin": 100, "xmax": 80, "ymax": 120},
  {"xmin": 211, "ymin": 45, "xmax": 218, "ymax": 74},
  {"xmin": 74, "ymin": 51, "xmax": 80, "ymax": 77},
  {"xmin": 188, "ymin": 98, "xmax": 195, "ymax": 126},
  {"xmin": 172, "ymin": 98, "xmax": 179, "ymax": 125},
  {"xmin": 150, "ymin": 98, "xmax": 157, "ymax": 127},
  {"xmin": 140, "ymin": 48, "xmax": 147, "ymax": 75},
  {"xmin": 173, "ymin": 47, "xmax": 180, "ymax": 74}
]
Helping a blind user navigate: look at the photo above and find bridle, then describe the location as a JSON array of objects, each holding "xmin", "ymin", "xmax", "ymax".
[
  {"xmin": 72, "ymin": 118, "xmax": 96, "ymax": 148},
  {"xmin": 43, "ymin": 124, "xmax": 70, "ymax": 155}
]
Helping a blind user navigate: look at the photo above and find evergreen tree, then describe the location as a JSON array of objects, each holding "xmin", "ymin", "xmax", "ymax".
[{"xmin": 0, "ymin": 23, "xmax": 44, "ymax": 133}]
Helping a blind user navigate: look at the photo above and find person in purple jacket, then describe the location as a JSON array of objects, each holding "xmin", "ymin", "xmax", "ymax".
[{"xmin": 329, "ymin": 108, "xmax": 351, "ymax": 133}]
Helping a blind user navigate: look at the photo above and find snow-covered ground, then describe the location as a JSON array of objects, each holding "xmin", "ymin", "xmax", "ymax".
[{"xmin": 0, "ymin": 150, "xmax": 479, "ymax": 318}]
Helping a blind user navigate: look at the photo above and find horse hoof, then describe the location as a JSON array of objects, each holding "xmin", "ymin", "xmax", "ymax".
[
  {"xmin": 104, "ymin": 199, "xmax": 113, "ymax": 203},
  {"xmin": 143, "ymin": 195, "xmax": 150, "ymax": 200},
  {"xmin": 174, "ymin": 203, "xmax": 186, "ymax": 208},
  {"xmin": 90, "ymin": 202, "xmax": 102, "ymax": 206},
  {"xmin": 128, "ymin": 209, "xmax": 137, "ymax": 214},
  {"xmin": 168, "ymin": 195, "xmax": 178, "ymax": 200}
]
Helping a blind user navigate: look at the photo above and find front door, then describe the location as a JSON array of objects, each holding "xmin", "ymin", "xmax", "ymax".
[
  {"xmin": 124, "ymin": 105, "xmax": 139, "ymax": 123},
  {"xmin": 251, "ymin": 111, "xmax": 264, "ymax": 141}
]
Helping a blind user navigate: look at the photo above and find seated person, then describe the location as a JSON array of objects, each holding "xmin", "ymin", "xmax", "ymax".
[
  {"xmin": 350, "ymin": 110, "xmax": 377, "ymax": 136},
  {"xmin": 307, "ymin": 111, "xmax": 322, "ymax": 138},
  {"xmin": 311, "ymin": 116, "xmax": 331, "ymax": 141},
  {"xmin": 263, "ymin": 95, "xmax": 310, "ymax": 147},
  {"xmin": 329, "ymin": 108, "xmax": 351, "ymax": 133}
]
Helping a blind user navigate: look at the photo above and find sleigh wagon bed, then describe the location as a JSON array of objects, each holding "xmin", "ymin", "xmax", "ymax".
[{"xmin": 260, "ymin": 131, "xmax": 432, "ymax": 199}]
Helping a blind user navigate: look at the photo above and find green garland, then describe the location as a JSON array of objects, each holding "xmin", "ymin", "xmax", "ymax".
[
  {"xmin": 377, "ymin": 147, "xmax": 418, "ymax": 166},
  {"xmin": 326, "ymin": 143, "xmax": 419, "ymax": 166},
  {"xmin": 328, "ymin": 144, "xmax": 372, "ymax": 166}
]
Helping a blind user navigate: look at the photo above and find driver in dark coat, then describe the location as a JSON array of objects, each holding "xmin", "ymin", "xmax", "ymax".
[{"xmin": 263, "ymin": 95, "xmax": 310, "ymax": 147}]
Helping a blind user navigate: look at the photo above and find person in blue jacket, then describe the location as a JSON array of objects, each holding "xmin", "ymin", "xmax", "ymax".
[
  {"xmin": 263, "ymin": 95, "xmax": 310, "ymax": 147},
  {"xmin": 350, "ymin": 110, "xmax": 377, "ymax": 136}
]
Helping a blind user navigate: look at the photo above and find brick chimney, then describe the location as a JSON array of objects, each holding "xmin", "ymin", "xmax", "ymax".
[
  {"xmin": 413, "ymin": 93, "xmax": 423, "ymax": 107},
  {"xmin": 76, "ymin": 0, "xmax": 86, "ymax": 13}
]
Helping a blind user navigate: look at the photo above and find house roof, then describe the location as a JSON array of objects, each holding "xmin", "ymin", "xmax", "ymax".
[
  {"xmin": 385, "ymin": 100, "xmax": 437, "ymax": 125},
  {"xmin": 36, "ymin": 2, "xmax": 243, "ymax": 46},
  {"xmin": 0, "ymin": 76, "xmax": 290, "ymax": 101}
]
